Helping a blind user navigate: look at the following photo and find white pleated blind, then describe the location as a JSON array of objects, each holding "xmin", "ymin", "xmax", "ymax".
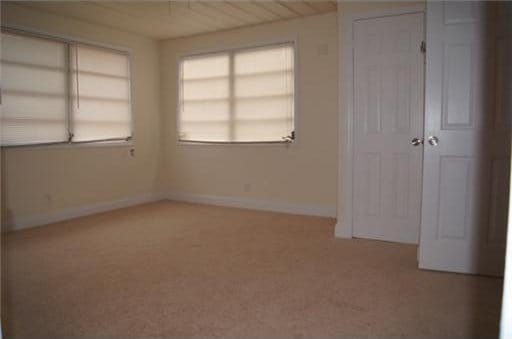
[
  {"xmin": 71, "ymin": 45, "xmax": 132, "ymax": 142},
  {"xmin": 0, "ymin": 30, "xmax": 132, "ymax": 147},
  {"xmin": 234, "ymin": 45, "xmax": 294, "ymax": 142},
  {"xmin": 179, "ymin": 43, "xmax": 295, "ymax": 143},
  {"xmin": 1, "ymin": 32, "xmax": 68, "ymax": 146},
  {"xmin": 179, "ymin": 54, "xmax": 230, "ymax": 142}
]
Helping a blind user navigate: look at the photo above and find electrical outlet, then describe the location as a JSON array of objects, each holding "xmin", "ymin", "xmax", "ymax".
[{"xmin": 45, "ymin": 193, "xmax": 54, "ymax": 207}]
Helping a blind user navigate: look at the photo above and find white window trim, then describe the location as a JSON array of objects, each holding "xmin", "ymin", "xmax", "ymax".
[
  {"xmin": 176, "ymin": 39, "xmax": 299, "ymax": 146},
  {"xmin": 0, "ymin": 25, "xmax": 135, "ymax": 149}
]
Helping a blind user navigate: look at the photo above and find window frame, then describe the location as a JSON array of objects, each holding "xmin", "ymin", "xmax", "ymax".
[
  {"xmin": 176, "ymin": 40, "xmax": 298, "ymax": 146},
  {"xmin": 0, "ymin": 25, "xmax": 135, "ymax": 149}
]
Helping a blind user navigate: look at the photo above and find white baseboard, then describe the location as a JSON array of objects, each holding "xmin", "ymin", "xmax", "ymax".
[
  {"xmin": 166, "ymin": 191, "xmax": 337, "ymax": 218},
  {"xmin": 334, "ymin": 221, "xmax": 352, "ymax": 238},
  {"xmin": 3, "ymin": 193, "xmax": 161, "ymax": 232},
  {"xmin": 3, "ymin": 192, "xmax": 337, "ymax": 232}
]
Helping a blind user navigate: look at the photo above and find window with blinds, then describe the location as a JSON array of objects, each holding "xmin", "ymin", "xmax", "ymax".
[
  {"xmin": 1, "ymin": 32, "xmax": 68, "ymax": 146},
  {"xmin": 70, "ymin": 45, "xmax": 132, "ymax": 142},
  {"xmin": 0, "ymin": 30, "xmax": 132, "ymax": 147},
  {"xmin": 179, "ymin": 43, "xmax": 295, "ymax": 143}
]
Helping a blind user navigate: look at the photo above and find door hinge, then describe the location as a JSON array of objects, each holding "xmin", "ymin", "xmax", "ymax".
[{"xmin": 420, "ymin": 41, "xmax": 426, "ymax": 54}]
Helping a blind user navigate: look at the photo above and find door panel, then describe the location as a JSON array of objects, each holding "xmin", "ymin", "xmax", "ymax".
[
  {"xmin": 442, "ymin": 43, "xmax": 473, "ymax": 128},
  {"xmin": 437, "ymin": 156, "xmax": 472, "ymax": 240},
  {"xmin": 353, "ymin": 13, "xmax": 424, "ymax": 244},
  {"xmin": 391, "ymin": 153, "xmax": 410, "ymax": 218},
  {"xmin": 419, "ymin": 1, "xmax": 511, "ymax": 275}
]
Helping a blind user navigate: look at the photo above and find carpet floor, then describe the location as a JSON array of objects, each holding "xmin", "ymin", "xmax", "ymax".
[{"xmin": 2, "ymin": 201, "xmax": 503, "ymax": 338}]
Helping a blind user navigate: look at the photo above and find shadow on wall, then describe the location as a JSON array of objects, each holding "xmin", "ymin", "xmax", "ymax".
[{"xmin": 471, "ymin": 1, "xmax": 511, "ymax": 337}]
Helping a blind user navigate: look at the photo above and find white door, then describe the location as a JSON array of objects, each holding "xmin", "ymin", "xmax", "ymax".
[
  {"xmin": 353, "ymin": 13, "xmax": 425, "ymax": 244},
  {"xmin": 419, "ymin": 1, "xmax": 512, "ymax": 275}
]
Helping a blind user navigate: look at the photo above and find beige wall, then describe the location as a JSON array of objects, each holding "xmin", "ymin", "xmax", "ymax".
[
  {"xmin": 159, "ymin": 12, "xmax": 339, "ymax": 209},
  {"xmin": 1, "ymin": 2, "xmax": 426, "ymax": 230},
  {"xmin": 1, "ymin": 3, "xmax": 161, "ymax": 228}
]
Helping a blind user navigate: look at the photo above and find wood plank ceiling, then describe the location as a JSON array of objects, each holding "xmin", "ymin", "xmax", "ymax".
[{"xmin": 7, "ymin": 1, "xmax": 338, "ymax": 40}]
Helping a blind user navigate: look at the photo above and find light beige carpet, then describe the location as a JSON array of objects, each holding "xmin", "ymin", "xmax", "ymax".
[{"xmin": 2, "ymin": 201, "xmax": 503, "ymax": 338}]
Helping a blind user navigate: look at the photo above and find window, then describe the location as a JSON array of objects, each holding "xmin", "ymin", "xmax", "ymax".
[
  {"xmin": 178, "ymin": 43, "xmax": 295, "ymax": 143},
  {"xmin": 1, "ymin": 30, "xmax": 132, "ymax": 147},
  {"xmin": 1, "ymin": 32, "xmax": 68, "ymax": 145},
  {"xmin": 70, "ymin": 45, "xmax": 132, "ymax": 142}
]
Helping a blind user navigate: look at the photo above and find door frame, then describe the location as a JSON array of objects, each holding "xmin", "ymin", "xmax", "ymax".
[{"xmin": 335, "ymin": 4, "xmax": 426, "ymax": 238}]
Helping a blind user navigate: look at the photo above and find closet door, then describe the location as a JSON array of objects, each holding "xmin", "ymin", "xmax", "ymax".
[
  {"xmin": 419, "ymin": 1, "xmax": 511, "ymax": 275},
  {"xmin": 352, "ymin": 13, "xmax": 424, "ymax": 244}
]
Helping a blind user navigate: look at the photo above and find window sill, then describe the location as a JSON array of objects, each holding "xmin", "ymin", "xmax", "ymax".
[
  {"xmin": 1, "ymin": 140, "xmax": 134, "ymax": 151},
  {"xmin": 177, "ymin": 140, "xmax": 294, "ymax": 147}
]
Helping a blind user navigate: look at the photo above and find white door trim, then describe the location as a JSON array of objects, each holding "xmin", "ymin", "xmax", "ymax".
[{"xmin": 335, "ymin": 4, "xmax": 426, "ymax": 238}]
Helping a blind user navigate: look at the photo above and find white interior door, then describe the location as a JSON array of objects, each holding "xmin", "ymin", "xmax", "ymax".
[
  {"xmin": 419, "ymin": 1, "xmax": 512, "ymax": 275},
  {"xmin": 352, "ymin": 13, "xmax": 425, "ymax": 244}
]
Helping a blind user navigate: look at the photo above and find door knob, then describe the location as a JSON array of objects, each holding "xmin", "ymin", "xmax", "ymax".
[
  {"xmin": 427, "ymin": 136, "xmax": 439, "ymax": 146},
  {"xmin": 411, "ymin": 137, "xmax": 423, "ymax": 146}
]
